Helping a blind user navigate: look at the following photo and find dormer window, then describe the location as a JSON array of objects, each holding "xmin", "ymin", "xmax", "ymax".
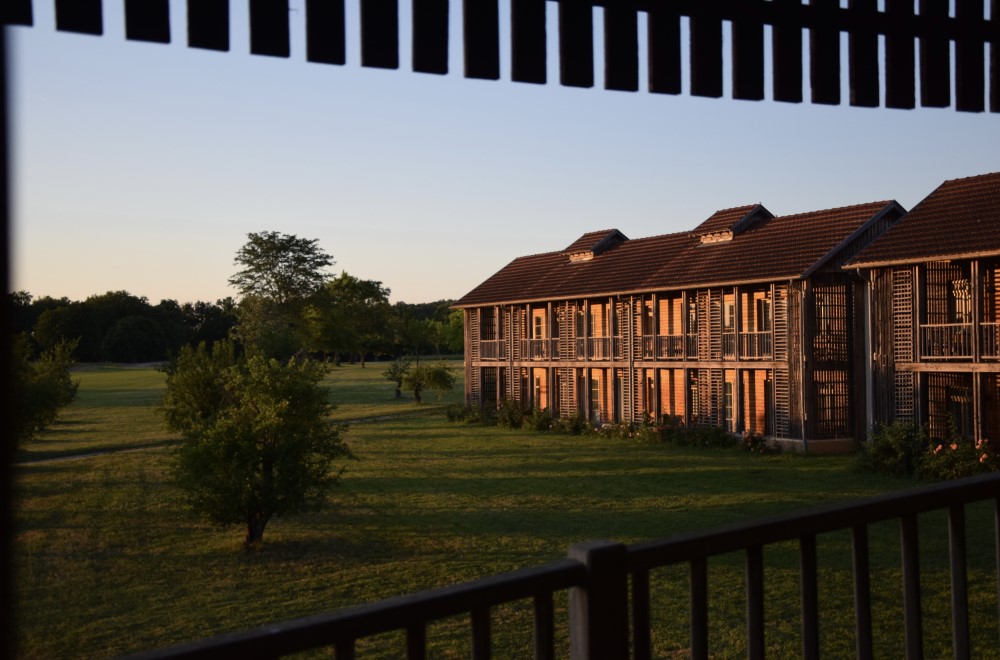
[{"xmin": 700, "ymin": 230, "xmax": 734, "ymax": 244}]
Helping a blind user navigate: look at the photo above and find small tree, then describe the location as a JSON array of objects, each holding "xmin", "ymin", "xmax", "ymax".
[
  {"xmin": 161, "ymin": 342, "xmax": 352, "ymax": 549},
  {"xmin": 382, "ymin": 357, "xmax": 411, "ymax": 398},
  {"xmin": 12, "ymin": 334, "xmax": 80, "ymax": 445},
  {"xmin": 403, "ymin": 363, "xmax": 455, "ymax": 404}
]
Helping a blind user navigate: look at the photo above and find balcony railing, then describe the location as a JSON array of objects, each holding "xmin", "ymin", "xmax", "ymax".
[
  {"xmin": 521, "ymin": 339, "xmax": 556, "ymax": 360},
  {"xmin": 921, "ymin": 323, "xmax": 973, "ymax": 359},
  {"xmin": 137, "ymin": 473, "xmax": 1000, "ymax": 660},
  {"xmin": 739, "ymin": 332, "xmax": 773, "ymax": 359},
  {"xmin": 587, "ymin": 337, "xmax": 613, "ymax": 360},
  {"xmin": 656, "ymin": 335, "xmax": 686, "ymax": 359},
  {"xmin": 982, "ymin": 322, "xmax": 1000, "ymax": 359},
  {"xmin": 722, "ymin": 331, "xmax": 736, "ymax": 358},
  {"xmin": 479, "ymin": 340, "xmax": 505, "ymax": 361}
]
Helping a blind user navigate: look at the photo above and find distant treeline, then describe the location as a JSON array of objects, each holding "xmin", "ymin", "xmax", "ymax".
[{"xmin": 8, "ymin": 289, "xmax": 461, "ymax": 364}]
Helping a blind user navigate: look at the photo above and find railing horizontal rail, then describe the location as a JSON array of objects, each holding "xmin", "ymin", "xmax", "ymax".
[
  {"xmin": 133, "ymin": 559, "xmax": 587, "ymax": 659},
  {"xmin": 627, "ymin": 472, "xmax": 1000, "ymax": 569}
]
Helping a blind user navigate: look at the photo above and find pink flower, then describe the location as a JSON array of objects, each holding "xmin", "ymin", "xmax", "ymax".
[
  {"xmin": 981, "ymin": 454, "xmax": 989, "ymax": 463},
  {"xmin": 934, "ymin": 445, "xmax": 943, "ymax": 454},
  {"xmin": 950, "ymin": 443, "xmax": 958, "ymax": 451}
]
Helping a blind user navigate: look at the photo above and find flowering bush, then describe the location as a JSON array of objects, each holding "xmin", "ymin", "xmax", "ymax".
[
  {"xmin": 742, "ymin": 430, "xmax": 778, "ymax": 455},
  {"xmin": 856, "ymin": 422, "xmax": 928, "ymax": 478},
  {"xmin": 919, "ymin": 437, "xmax": 1000, "ymax": 481}
]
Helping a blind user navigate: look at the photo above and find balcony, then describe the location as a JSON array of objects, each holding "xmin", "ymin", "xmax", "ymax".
[
  {"xmin": 739, "ymin": 332, "xmax": 773, "ymax": 359},
  {"xmin": 587, "ymin": 337, "xmax": 614, "ymax": 360},
  {"xmin": 921, "ymin": 323, "xmax": 973, "ymax": 359},
  {"xmin": 479, "ymin": 340, "xmax": 505, "ymax": 360},
  {"xmin": 722, "ymin": 331, "xmax": 736, "ymax": 358},
  {"xmin": 656, "ymin": 335, "xmax": 687, "ymax": 359},
  {"xmin": 982, "ymin": 322, "xmax": 1000, "ymax": 359},
  {"xmin": 521, "ymin": 338, "xmax": 556, "ymax": 360}
]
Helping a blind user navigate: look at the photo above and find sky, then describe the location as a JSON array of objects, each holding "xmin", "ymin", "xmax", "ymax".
[{"xmin": 8, "ymin": 1, "xmax": 1000, "ymax": 305}]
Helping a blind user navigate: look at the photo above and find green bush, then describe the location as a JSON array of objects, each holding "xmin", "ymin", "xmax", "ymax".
[
  {"xmin": 525, "ymin": 406, "xmax": 553, "ymax": 432},
  {"xmin": 742, "ymin": 430, "xmax": 779, "ymax": 455},
  {"xmin": 496, "ymin": 399, "xmax": 525, "ymax": 429},
  {"xmin": 919, "ymin": 437, "xmax": 1000, "ymax": 481},
  {"xmin": 857, "ymin": 422, "xmax": 928, "ymax": 478},
  {"xmin": 445, "ymin": 403, "xmax": 468, "ymax": 423},
  {"xmin": 12, "ymin": 334, "xmax": 80, "ymax": 445}
]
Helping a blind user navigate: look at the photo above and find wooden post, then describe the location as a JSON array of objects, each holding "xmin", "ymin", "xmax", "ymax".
[{"xmin": 568, "ymin": 541, "xmax": 629, "ymax": 660}]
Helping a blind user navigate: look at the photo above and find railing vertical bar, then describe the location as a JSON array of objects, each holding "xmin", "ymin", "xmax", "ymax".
[
  {"xmin": 511, "ymin": 0, "xmax": 546, "ymax": 84},
  {"xmin": 690, "ymin": 557, "xmax": 709, "ymax": 660},
  {"xmin": 603, "ymin": 3, "xmax": 639, "ymax": 92},
  {"xmin": 306, "ymin": 0, "xmax": 346, "ymax": 65},
  {"xmin": 690, "ymin": 5, "xmax": 723, "ymax": 98},
  {"xmin": 996, "ymin": 496, "xmax": 1000, "ymax": 648},
  {"xmin": 772, "ymin": 0, "xmax": 803, "ymax": 102},
  {"xmin": 900, "ymin": 514, "xmax": 924, "ymax": 659},
  {"xmin": 124, "ymin": 0, "xmax": 170, "ymax": 43},
  {"xmin": 949, "ymin": 505, "xmax": 971, "ymax": 658},
  {"xmin": 54, "ymin": 0, "xmax": 103, "ymax": 35},
  {"xmin": 731, "ymin": 1, "xmax": 765, "ymax": 101},
  {"xmin": 955, "ymin": 0, "xmax": 985, "ymax": 112},
  {"xmin": 559, "ymin": 0, "xmax": 595, "ymax": 88},
  {"xmin": 249, "ymin": 0, "xmax": 290, "ymax": 57},
  {"xmin": 647, "ymin": 0, "xmax": 681, "ymax": 94},
  {"xmin": 360, "ymin": 0, "xmax": 400, "ymax": 69},
  {"xmin": 809, "ymin": 0, "xmax": 840, "ymax": 105},
  {"xmin": 851, "ymin": 525, "xmax": 874, "ymax": 660},
  {"xmin": 412, "ymin": 0, "xmax": 449, "ymax": 74},
  {"xmin": 335, "ymin": 639, "xmax": 356, "ymax": 660},
  {"xmin": 463, "ymin": 0, "xmax": 500, "ymax": 80},
  {"xmin": 407, "ymin": 623, "xmax": 426, "ymax": 660},
  {"xmin": 745, "ymin": 544, "xmax": 765, "ymax": 660},
  {"xmin": 632, "ymin": 568, "xmax": 652, "ymax": 660},
  {"xmin": 471, "ymin": 606, "xmax": 491, "ymax": 660},
  {"xmin": 848, "ymin": 0, "xmax": 879, "ymax": 107},
  {"xmin": 188, "ymin": 0, "xmax": 230, "ymax": 52},
  {"xmin": 533, "ymin": 592, "xmax": 555, "ymax": 660},
  {"xmin": 800, "ymin": 534, "xmax": 820, "ymax": 660},
  {"xmin": 919, "ymin": 0, "xmax": 951, "ymax": 107},
  {"xmin": 885, "ymin": 0, "xmax": 916, "ymax": 108}
]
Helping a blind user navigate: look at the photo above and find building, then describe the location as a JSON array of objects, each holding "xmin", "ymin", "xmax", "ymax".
[
  {"xmin": 848, "ymin": 172, "xmax": 1000, "ymax": 443},
  {"xmin": 454, "ymin": 199, "xmax": 907, "ymax": 452}
]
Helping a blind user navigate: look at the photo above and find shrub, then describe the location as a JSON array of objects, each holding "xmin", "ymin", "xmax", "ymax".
[
  {"xmin": 496, "ymin": 399, "xmax": 525, "ymax": 429},
  {"xmin": 525, "ymin": 407, "xmax": 553, "ymax": 432},
  {"xmin": 445, "ymin": 403, "xmax": 468, "ymax": 423},
  {"xmin": 12, "ymin": 334, "xmax": 80, "ymax": 445},
  {"xmin": 857, "ymin": 422, "xmax": 928, "ymax": 478},
  {"xmin": 919, "ymin": 437, "xmax": 1000, "ymax": 481},
  {"xmin": 551, "ymin": 413, "xmax": 590, "ymax": 435},
  {"xmin": 742, "ymin": 430, "xmax": 770, "ymax": 454}
]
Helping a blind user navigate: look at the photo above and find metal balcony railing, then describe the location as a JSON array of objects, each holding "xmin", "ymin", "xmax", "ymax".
[
  {"xmin": 478, "ymin": 340, "xmax": 504, "ymax": 360},
  {"xmin": 739, "ymin": 332, "xmax": 773, "ymax": 359},
  {"xmin": 657, "ymin": 335, "xmax": 686, "ymax": 359},
  {"xmin": 521, "ymin": 339, "xmax": 555, "ymax": 361},
  {"xmin": 921, "ymin": 323, "xmax": 974, "ymax": 359},
  {"xmin": 981, "ymin": 322, "xmax": 1000, "ymax": 358},
  {"xmin": 134, "ymin": 473, "xmax": 1000, "ymax": 660}
]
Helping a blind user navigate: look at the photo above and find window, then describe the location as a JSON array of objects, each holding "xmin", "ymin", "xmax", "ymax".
[
  {"xmin": 590, "ymin": 375, "xmax": 601, "ymax": 423},
  {"xmin": 724, "ymin": 302, "xmax": 735, "ymax": 330},
  {"xmin": 756, "ymin": 297, "xmax": 771, "ymax": 332},
  {"xmin": 533, "ymin": 313, "xmax": 543, "ymax": 339},
  {"xmin": 951, "ymin": 278, "xmax": 972, "ymax": 324}
]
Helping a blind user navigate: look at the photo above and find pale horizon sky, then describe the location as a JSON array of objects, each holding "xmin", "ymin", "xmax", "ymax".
[{"xmin": 9, "ymin": 2, "xmax": 1000, "ymax": 305}]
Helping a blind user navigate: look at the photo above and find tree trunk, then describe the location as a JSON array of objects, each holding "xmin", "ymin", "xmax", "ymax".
[
  {"xmin": 413, "ymin": 388, "xmax": 422, "ymax": 404},
  {"xmin": 244, "ymin": 512, "xmax": 270, "ymax": 550},
  {"xmin": 360, "ymin": 352, "xmax": 366, "ymax": 368},
  {"xmin": 394, "ymin": 386, "xmax": 402, "ymax": 398}
]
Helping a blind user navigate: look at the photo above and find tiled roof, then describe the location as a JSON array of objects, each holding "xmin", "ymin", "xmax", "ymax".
[
  {"xmin": 455, "ymin": 201, "xmax": 900, "ymax": 307},
  {"xmin": 849, "ymin": 172, "xmax": 1000, "ymax": 267},
  {"xmin": 690, "ymin": 204, "xmax": 770, "ymax": 236},
  {"xmin": 563, "ymin": 229, "xmax": 628, "ymax": 255}
]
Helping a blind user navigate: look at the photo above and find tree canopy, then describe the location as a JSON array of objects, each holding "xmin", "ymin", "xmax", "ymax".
[
  {"xmin": 161, "ymin": 342, "xmax": 352, "ymax": 549},
  {"xmin": 229, "ymin": 232, "xmax": 334, "ymax": 307}
]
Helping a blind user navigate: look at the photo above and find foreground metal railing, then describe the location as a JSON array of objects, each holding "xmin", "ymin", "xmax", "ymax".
[{"xmin": 134, "ymin": 473, "xmax": 1000, "ymax": 660}]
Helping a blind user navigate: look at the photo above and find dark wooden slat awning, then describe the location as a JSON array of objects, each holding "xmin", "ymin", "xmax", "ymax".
[{"xmin": 4, "ymin": 0, "xmax": 998, "ymax": 113}]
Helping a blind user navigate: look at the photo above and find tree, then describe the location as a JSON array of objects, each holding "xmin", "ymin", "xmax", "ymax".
[
  {"xmin": 101, "ymin": 316, "xmax": 168, "ymax": 363},
  {"xmin": 229, "ymin": 232, "xmax": 334, "ymax": 358},
  {"xmin": 310, "ymin": 273, "xmax": 391, "ymax": 366},
  {"xmin": 11, "ymin": 334, "xmax": 80, "ymax": 445},
  {"xmin": 161, "ymin": 341, "xmax": 352, "ymax": 549},
  {"xmin": 402, "ymin": 363, "xmax": 456, "ymax": 404},
  {"xmin": 382, "ymin": 357, "xmax": 411, "ymax": 398}
]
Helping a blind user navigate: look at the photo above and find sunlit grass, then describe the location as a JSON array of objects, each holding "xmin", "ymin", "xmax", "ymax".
[{"xmin": 12, "ymin": 364, "xmax": 1000, "ymax": 658}]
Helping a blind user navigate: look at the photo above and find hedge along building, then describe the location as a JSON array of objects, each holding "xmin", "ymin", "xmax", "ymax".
[
  {"xmin": 847, "ymin": 172, "xmax": 1000, "ymax": 444},
  {"xmin": 454, "ymin": 199, "xmax": 906, "ymax": 453}
]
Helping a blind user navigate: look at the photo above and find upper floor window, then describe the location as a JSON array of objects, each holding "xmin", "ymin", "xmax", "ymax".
[
  {"xmin": 950, "ymin": 278, "xmax": 972, "ymax": 324},
  {"xmin": 756, "ymin": 298, "xmax": 771, "ymax": 332}
]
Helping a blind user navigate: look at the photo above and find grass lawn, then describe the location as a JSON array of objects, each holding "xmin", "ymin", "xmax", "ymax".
[{"xmin": 12, "ymin": 363, "xmax": 1000, "ymax": 658}]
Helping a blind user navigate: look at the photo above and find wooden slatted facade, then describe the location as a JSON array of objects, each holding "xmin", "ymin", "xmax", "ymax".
[
  {"xmin": 5, "ymin": 0, "xmax": 999, "ymax": 112},
  {"xmin": 457, "ymin": 200, "xmax": 907, "ymax": 452},
  {"xmin": 849, "ymin": 172, "xmax": 1000, "ymax": 443}
]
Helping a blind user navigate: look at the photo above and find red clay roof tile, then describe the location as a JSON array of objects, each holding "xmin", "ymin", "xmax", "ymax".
[{"xmin": 849, "ymin": 172, "xmax": 1000, "ymax": 267}]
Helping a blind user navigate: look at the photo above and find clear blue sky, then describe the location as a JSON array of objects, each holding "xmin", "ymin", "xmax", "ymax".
[{"xmin": 9, "ymin": 2, "xmax": 1000, "ymax": 305}]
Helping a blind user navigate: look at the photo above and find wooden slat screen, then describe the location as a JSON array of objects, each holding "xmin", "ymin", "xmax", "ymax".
[
  {"xmin": 6, "ymin": 0, "xmax": 999, "ymax": 113},
  {"xmin": 125, "ymin": 0, "xmax": 170, "ymax": 43}
]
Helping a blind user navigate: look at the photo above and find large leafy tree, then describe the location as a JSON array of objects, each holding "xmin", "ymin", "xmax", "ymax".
[
  {"xmin": 161, "ymin": 341, "xmax": 351, "ymax": 549},
  {"xmin": 229, "ymin": 232, "xmax": 334, "ymax": 358},
  {"xmin": 307, "ymin": 273, "xmax": 391, "ymax": 366},
  {"xmin": 11, "ymin": 334, "xmax": 80, "ymax": 445}
]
